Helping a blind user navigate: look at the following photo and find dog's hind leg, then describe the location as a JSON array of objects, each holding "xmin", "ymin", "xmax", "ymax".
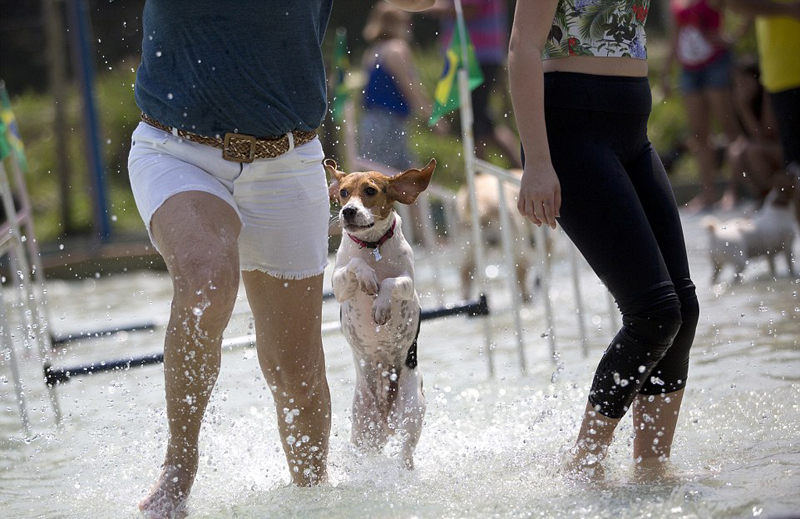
[
  {"xmin": 351, "ymin": 377, "xmax": 389, "ymax": 452},
  {"xmin": 767, "ymin": 253, "xmax": 777, "ymax": 278},
  {"xmin": 460, "ymin": 251, "xmax": 475, "ymax": 301},
  {"xmin": 734, "ymin": 259, "xmax": 746, "ymax": 283},
  {"xmin": 711, "ymin": 260, "xmax": 722, "ymax": 284},
  {"xmin": 784, "ymin": 244, "xmax": 796, "ymax": 277},
  {"xmin": 391, "ymin": 367, "xmax": 426, "ymax": 469},
  {"xmin": 516, "ymin": 256, "xmax": 531, "ymax": 303}
]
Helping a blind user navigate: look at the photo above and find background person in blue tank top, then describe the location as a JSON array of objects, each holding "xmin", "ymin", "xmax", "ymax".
[
  {"xmin": 128, "ymin": 1, "xmax": 433, "ymax": 518},
  {"xmin": 359, "ymin": 2, "xmax": 445, "ymax": 172},
  {"xmin": 509, "ymin": 0, "xmax": 700, "ymax": 479}
]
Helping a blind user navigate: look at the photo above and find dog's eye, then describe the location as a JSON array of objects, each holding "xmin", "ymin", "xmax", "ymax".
[
  {"xmin": 364, "ymin": 186, "xmax": 377, "ymax": 196},
  {"xmin": 339, "ymin": 188, "xmax": 349, "ymax": 198}
]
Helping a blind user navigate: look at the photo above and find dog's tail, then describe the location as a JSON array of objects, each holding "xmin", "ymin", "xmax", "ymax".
[{"xmin": 701, "ymin": 215, "xmax": 720, "ymax": 234}]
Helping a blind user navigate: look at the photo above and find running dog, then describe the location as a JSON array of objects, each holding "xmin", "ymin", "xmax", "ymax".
[
  {"xmin": 702, "ymin": 184, "xmax": 797, "ymax": 283},
  {"xmin": 455, "ymin": 170, "xmax": 535, "ymax": 302},
  {"xmin": 325, "ymin": 158, "xmax": 435, "ymax": 469}
]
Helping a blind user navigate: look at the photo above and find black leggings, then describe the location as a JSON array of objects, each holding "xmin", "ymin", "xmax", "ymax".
[
  {"xmin": 769, "ymin": 87, "xmax": 800, "ymax": 167},
  {"xmin": 539, "ymin": 72, "xmax": 700, "ymax": 419}
]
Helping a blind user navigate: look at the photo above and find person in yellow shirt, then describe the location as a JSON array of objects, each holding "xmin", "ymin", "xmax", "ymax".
[{"xmin": 729, "ymin": 0, "xmax": 800, "ymax": 223}]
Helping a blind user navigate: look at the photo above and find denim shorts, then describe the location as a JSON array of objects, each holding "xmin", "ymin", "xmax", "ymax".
[
  {"xmin": 679, "ymin": 51, "xmax": 733, "ymax": 94},
  {"xmin": 127, "ymin": 122, "xmax": 330, "ymax": 278}
]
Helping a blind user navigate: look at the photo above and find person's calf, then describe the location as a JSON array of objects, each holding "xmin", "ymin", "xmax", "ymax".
[
  {"xmin": 263, "ymin": 358, "xmax": 331, "ymax": 486},
  {"xmin": 273, "ymin": 383, "xmax": 331, "ymax": 486},
  {"xmin": 787, "ymin": 162, "xmax": 800, "ymax": 228}
]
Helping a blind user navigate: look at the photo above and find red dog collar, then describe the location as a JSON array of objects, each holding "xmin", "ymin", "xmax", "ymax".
[{"xmin": 347, "ymin": 218, "xmax": 396, "ymax": 250}]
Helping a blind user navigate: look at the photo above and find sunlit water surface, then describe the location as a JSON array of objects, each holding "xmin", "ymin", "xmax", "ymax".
[{"xmin": 1, "ymin": 211, "xmax": 798, "ymax": 518}]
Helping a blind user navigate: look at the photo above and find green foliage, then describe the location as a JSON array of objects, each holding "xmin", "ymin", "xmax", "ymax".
[{"xmin": 11, "ymin": 65, "xmax": 143, "ymax": 241}]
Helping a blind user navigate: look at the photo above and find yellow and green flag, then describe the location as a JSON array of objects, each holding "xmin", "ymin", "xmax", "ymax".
[
  {"xmin": 0, "ymin": 81, "xmax": 28, "ymax": 171},
  {"xmin": 428, "ymin": 19, "xmax": 484, "ymax": 126},
  {"xmin": 329, "ymin": 28, "xmax": 350, "ymax": 125}
]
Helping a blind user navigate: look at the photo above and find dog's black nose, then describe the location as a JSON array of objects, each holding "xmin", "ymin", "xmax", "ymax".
[{"xmin": 342, "ymin": 207, "xmax": 356, "ymax": 220}]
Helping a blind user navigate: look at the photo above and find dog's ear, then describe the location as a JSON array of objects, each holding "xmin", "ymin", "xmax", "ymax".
[
  {"xmin": 388, "ymin": 158, "xmax": 436, "ymax": 205},
  {"xmin": 324, "ymin": 158, "xmax": 346, "ymax": 200}
]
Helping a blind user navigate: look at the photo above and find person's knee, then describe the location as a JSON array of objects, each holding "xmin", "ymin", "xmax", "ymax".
[
  {"xmin": 262, "ymin": 342, "xmax": 328, "ymax": 402},
  {"xmin": 679, "ymin": 293, "xmax": 700, "ymax": 335},
  {"xmin": 727, "ymin": 142, "xmax": 745, "ymax": 164},
  {"xmin": 169, "ymin": 254, "xmax": 239, "ymax": 333},
  {"xmin": 623, "ymin": 301, "xmax": 683, "ymax": 360}
]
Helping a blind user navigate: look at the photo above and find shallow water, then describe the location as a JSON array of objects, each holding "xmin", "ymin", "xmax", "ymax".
[{"xmin": 1, "ymin": 210, "xmax": 799, "ymax": 518}]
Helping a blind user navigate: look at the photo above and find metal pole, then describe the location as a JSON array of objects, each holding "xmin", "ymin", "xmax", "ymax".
[
  {"xmin": 535, "ymin": 224, "xmax": 557, "ymax": 361},
  {"xmin": 496, "ymin": 176, "xmax": 526, "ymax": 374},
  {"xmin": 43, "ymin": 0, "xmax": 75, "ymax": 233},
  {"xmin": 66, "ymin": 0, "xmax": 111, "ymax": 242},
  {"xmin": 0, "ymin": 164, "xmax": 62, "ymax": 424},
  {"xmin": 0, "ymin": 288, "xmax": 30, "ymax": 436},
  {"xmin": 46, "ymin": 296, "xmax": 490, "ymax": 385},
  {"xmin": 8, "ymin": 157, "xmax": 55, "ymax": 358},
  {"xmin": 454, "ymin": 0, "xmax": 494, "ymax": 377}
]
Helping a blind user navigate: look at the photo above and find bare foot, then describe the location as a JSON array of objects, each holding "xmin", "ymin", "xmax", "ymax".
[
  {"xmin": 632, "ymin": 456, "xmax": 673, "ymax": 483},
  {"xmin": 562, "ymin": 444, "xmax": 606, "ymax": 481},
  {"xmin": 139, "ymin": 465, "xmax": 193, "ymax": 519}
]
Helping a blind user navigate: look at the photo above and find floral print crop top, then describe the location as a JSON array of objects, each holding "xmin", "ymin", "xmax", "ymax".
[{"xmin": 543, "ymin": 0, "xmax": 650, "ymax": 60}]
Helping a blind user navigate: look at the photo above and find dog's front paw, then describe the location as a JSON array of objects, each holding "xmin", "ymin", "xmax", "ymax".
[
  {"xmin": 347, "ymin": 258, "xmax": 379, "ymax": 296},
  {"xmin": 356, "ymin": 269, "xmax": 379, "ymax": 296},
  {"xmin": 372, "ymin": 298, "xmax": 392, "ymax": 325}
]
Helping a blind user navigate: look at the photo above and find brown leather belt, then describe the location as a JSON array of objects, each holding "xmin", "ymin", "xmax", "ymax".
[{"xmin": 141, "ymin": 113, "xmax": 317, "ymax": 163}]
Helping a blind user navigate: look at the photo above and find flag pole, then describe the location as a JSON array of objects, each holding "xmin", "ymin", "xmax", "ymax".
[{"xmin": 454, "ymin": 0, "xmax": 494, "ymax": 378}]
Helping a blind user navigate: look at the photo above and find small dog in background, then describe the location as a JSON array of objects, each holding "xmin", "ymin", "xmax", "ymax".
[
  {"xmin": 455, "ymin": 170, "xmax": 535, "ymax": 302},
  {"xmin": 702, "ymin": 180, "xmax": 797, "ymax": 283},
  {"xmin": 326, "ymin": 158, "xmax": 435, "ymax": 469}
]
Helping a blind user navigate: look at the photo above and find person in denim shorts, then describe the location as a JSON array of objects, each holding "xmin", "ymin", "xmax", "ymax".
[
  {"xmin": 129, "ymin": 1, "xmax": 433, "ymax": 517},
  {"xmin": 661, "ymin": 0, "xmax": 743, "ymax": 212}
]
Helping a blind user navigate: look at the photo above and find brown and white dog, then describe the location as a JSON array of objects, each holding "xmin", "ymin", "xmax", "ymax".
[
  {"xmin": 325, "ymin": 158, "xmax": 435, "ymax": 469},
  {"xmin": 455, "ymin": 170, "xmax": 535, "ymax": 302}
]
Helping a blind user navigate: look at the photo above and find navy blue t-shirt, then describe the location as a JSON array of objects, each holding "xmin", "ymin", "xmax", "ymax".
[{"xmin": 135, "ymin": 0, "xmax": 333, "ymax": 137}]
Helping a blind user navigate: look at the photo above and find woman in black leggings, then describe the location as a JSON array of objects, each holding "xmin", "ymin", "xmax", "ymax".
[{"xmin": 508, "ymin": 0, "xmax": 700, "ymax": 476}]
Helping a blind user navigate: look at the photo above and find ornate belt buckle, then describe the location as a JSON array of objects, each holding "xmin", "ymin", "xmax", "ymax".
[{"xmin": 223, "ymin": 133, "xmax": 256, "ymax": 163}]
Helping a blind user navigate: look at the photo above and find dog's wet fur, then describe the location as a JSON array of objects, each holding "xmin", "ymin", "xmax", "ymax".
[{"xmin": 326, "ymin": 158, "xmax": 435, "ymax": 469}]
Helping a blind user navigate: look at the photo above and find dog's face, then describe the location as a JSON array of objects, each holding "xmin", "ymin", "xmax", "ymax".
[{"xmin": 324, "ymin": 159, "xmax": 436, "ymax": 233}]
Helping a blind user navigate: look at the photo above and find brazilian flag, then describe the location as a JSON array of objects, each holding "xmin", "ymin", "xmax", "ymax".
[
  {"xmin": 428, "ymin": 19, "xmax": 484, "ymax": 126},
  {"xmin": 0, "ymin": 81, "xmax": 28, "ymax": 171},
  {"xmin": 329, "ymin": 28, "xmax": 350, "ymax": 125}
]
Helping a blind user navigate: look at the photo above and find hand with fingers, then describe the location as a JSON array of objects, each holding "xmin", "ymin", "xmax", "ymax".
[{"xmin": 517, "ymin": 159, "xmax": 561, "ymax": 229}]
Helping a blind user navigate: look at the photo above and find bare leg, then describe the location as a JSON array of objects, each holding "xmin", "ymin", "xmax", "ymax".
[
  {"xmin": 140, "ymin": 192, "xmax": 242, "ymax": 519},
  {"xmin": 683, "ymin": 92, "xmax": 717, "ymax": 211},
  {"xmin": 707, "ymin": 87, "xmax": 742, "ymax": 144},
  {"xmin": 243, "ymin": 271, "xmax": 331, "ymax": 486},
  {"xmin": 707, "ymin": 88, "xmax": 742, "ymax": 209},
  {"xmin": 391, "ymin": 367, "xmax": 425, "ymax": 469},
  {"xmin": 460, "ymin": 245, "xmax": 475, "ymax": 301},
  {"xmin": 722, "ymin": 138, "xmax": 746, "ymax": 210},
  {"xmin": 789, "ymin": 163, "xmax": 800, "ymax": 230},
  {"xmin": 632, "ymin": 389, "xmax": 685, "ymax": 479},
  {"xmin": 351, "ymin": 374, "xmax": 389, "ymax": 451},
  {"xmin": 566, "ymin": 401, "xmax": 621, "ymax": 478}
]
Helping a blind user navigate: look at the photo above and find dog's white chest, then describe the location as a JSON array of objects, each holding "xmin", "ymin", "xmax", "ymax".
[{"xmin": 341, "ymin": 286, "xmax": 420, "ymax": 364}]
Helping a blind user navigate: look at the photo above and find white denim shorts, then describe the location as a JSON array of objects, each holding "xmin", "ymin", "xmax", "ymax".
[{"xmin": 127, "ymin": 122, "xmax": 330, "ymax": 278}]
